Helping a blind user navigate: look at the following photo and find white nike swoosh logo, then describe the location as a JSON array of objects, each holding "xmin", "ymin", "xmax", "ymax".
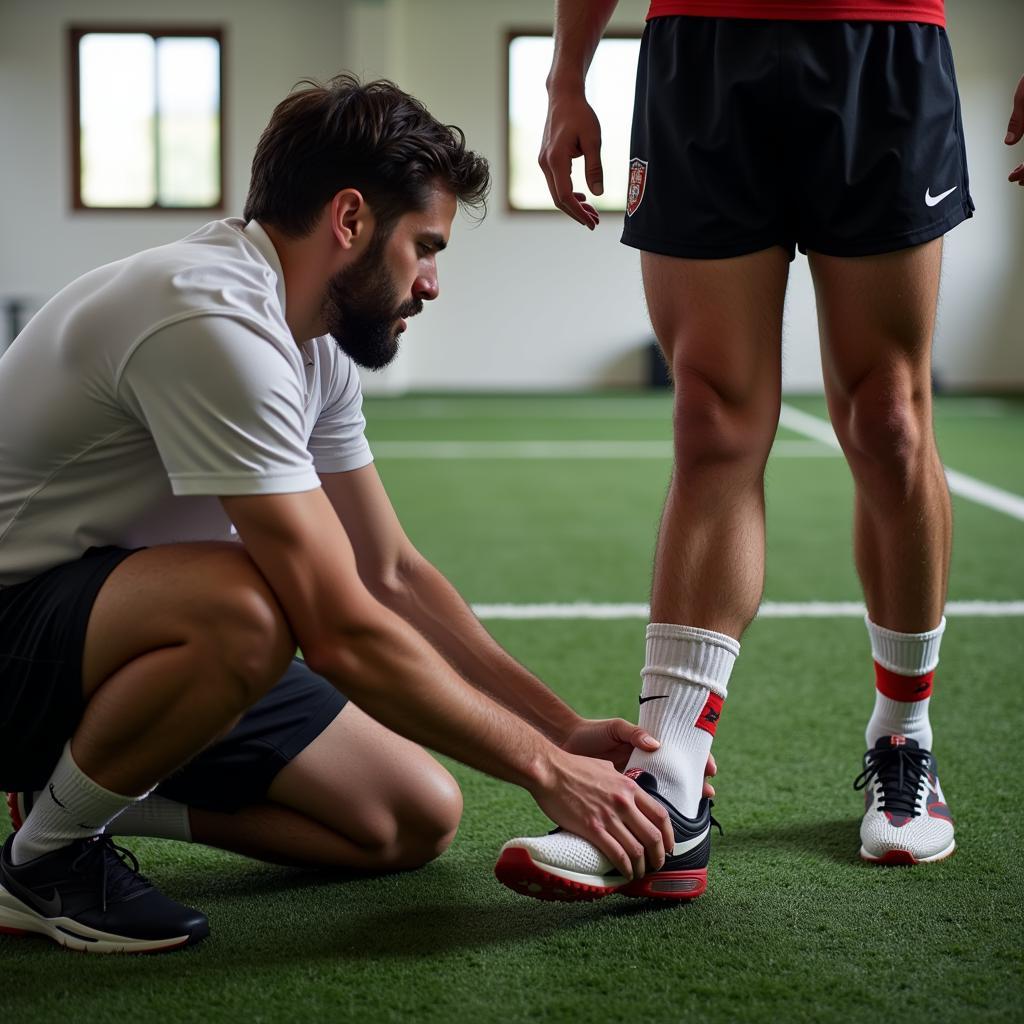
[
  {"xmin": 925, "ymin": 185, "xmax": 958, "ymax": 207},
  {"xmin": 672, "ymin": 825, "xmax": 710, "ymax": 857}
]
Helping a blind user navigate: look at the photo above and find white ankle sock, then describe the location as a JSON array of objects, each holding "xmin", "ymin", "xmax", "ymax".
[
  {"xmin": 25, "ymin": 790, "xmax": 194, "ymax": 843},
  {"xmin": 625, "ymin": 623, "xmax": 739, "ymax": 817},
  {"xmin": 865, "ymin": 615, "xmax": 945, "ymax": 750},
  {"xmin": 11, "ymin": 742, "xmax": 143, "ymax": 865}
]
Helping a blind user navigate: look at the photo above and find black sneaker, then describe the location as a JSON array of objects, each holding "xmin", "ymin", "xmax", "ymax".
[
  {"xmin": 0, "ymin": 834, "xmax": 209, "ymax": 953},
  {"xmin": 854, "ymin": 735, "xmax": 955, "ymax": 865},
  {"xmin": 495, "ymin": 770, "xmax": 719, "ymax": 901}
]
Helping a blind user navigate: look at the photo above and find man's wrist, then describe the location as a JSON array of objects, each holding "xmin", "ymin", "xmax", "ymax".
[{"xmin": 546, "ymin": 68, "xmax": 586, "ymax": 95}]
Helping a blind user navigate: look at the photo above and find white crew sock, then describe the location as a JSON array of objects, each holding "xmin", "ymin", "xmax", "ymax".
[
  {"xmin": 23, "ymin": 789, "xmax": 194, "ymax": 843},
  {"xmin": 11, "ymin": 742, "xmax": 143, "ymax": 865},
  {"xmin": 105, "ymin": 793, "xmax": 193, "ymax": 842},
  {"xmin": 625, "ymin": 623, "xmax": 739, "ymax": 818},
  {"xmin": 865, "ymin": 615, "xmax": 946, "ymax": 750}
]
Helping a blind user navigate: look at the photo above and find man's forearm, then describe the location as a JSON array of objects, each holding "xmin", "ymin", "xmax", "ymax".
[
  {"xmin": 380, "ymin": 557, "xmax": 582, "ymax": 744},
  {"xmin": 548, "ymin": 0, "xmax": 620, "ymax": 90}
]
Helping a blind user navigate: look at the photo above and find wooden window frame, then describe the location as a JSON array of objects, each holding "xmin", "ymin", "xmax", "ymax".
[
  {"xmin": 69, "ymin": 24, "xmax": 227, "ymax": 213},
  {"xmin": 504, "ymin": 27, "xmax": 641, "ymax": 215}
]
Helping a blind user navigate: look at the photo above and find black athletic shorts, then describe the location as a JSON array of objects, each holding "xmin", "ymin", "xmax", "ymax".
[
  {"xmin": 0, "ymin": 545, "xmax": 346, "ymax": 810},
  {"xmin": 621, "ymin": 17, "xmax": 974, "ymax": 259}
]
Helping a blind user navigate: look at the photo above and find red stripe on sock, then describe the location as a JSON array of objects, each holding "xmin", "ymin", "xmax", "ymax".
[
  {"xmin": 694, "ymin": 693, "xmax": 724, "ymax": 736},
  {"xmin": 874, "ymin": 662, "xmax": 934, "ymax": 702}
]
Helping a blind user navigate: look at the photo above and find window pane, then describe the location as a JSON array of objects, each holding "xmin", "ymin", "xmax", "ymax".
[
  {"xmin": 156, "ymin": 36, "xmax": 220, "ymax": 207},
  {"xmin": 508, "ymin": 35, "xmax": 640, "ymax": 212},
  {"xmin": 79, "ymin": 34, "xmax": 156, "ymax": 207}
]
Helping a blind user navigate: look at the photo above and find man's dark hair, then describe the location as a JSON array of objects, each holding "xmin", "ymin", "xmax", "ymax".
[{"xmin": 243, "ymin": 73, "xmax": 490, "ymax": 237}]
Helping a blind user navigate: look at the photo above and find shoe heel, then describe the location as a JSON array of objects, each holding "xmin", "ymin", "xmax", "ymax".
[{"xmin": 619, "ymin": 869, "xmax": 707, "ymax": 900}]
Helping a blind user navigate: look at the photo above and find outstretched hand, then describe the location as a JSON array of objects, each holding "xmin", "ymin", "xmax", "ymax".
[
  {"xmin": 561, "ymin": 716, "xmax": 718, "ymax": 797},
  {"xmin": 1007, "ymin": 73, "xmax": 1024, "ymax": 185}
]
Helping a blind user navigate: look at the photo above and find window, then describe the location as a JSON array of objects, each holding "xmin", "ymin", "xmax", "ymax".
[
  {"xmin": 506, "ymin": 31, "xmax": 641, "ymax": 213},
  {"xmin": 70, "ymin": 26, "xmax": 224, "ymax": 210}
]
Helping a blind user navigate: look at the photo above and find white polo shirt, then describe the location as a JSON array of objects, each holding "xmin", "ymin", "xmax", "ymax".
[{"xmin": 0, "ymin": 219, "xmax": 373, "ymax": 586}]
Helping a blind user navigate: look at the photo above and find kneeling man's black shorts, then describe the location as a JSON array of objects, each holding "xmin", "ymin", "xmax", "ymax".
[
  {"xmin": 621, "ymin": 16, "xmax": 974, "ymax": 259},
  {"xmin": 0, "ymin": 546, "xmax": 346, "ymax": 810}
]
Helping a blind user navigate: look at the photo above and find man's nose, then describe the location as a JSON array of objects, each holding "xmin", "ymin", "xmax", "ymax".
[{"xmin": 413, "ymin": 272, "xmax": 439, "ymax": 302}]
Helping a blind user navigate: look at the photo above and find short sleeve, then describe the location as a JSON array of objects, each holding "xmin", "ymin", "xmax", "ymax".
[
  {"xmin": 307, "ymin": 353, "xmax": 374, "ymax": 474},
  {"xmin": 118, "ymin": 315, "xmax": 322, "ymax": 497}
]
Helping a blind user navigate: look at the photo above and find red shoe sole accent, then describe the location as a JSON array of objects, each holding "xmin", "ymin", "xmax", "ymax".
[
  {"xmin": 5, "ymin": 792, "xmax": 22, "ymax": 831},
  {"xmin": 868, "ymin": 850, "xmax": 920, "ymax": 865},
  {"xmin": 619, "ymin": 869, "xmax": 706, "ymax": 900},
  {"xmin": 495, "ymin": 848, "xmax": 614, "ymax": 901},
  {"xmin": 495, "ymin": 848, "xmax": 707, "ymax": 903},
  {"xmin": 0, "ymin": 926, "xmax": 28, "ymax": 937}
]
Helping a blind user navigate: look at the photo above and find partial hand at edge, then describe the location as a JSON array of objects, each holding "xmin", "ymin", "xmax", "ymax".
[{"xmin": 1006, "ymin": 73, "xmax": 1024, "ymax": 185}]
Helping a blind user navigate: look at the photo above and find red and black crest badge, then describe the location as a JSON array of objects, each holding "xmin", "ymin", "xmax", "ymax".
[{"xmin": 626, "ymin": 158, "xmax": 648, "ymax": 217}]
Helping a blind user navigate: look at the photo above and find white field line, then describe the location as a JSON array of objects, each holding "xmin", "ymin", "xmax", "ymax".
[
  {"xmin": 372, "ymin": 439, "xmax": 833, "ymax": 460},
  {"xmin": 471, "ymin": 600, "xmax": 1024, "ymax": 621},
  {"xmin": 779, "ymin": 403, "xmax": 1024, "ymax": 523}
]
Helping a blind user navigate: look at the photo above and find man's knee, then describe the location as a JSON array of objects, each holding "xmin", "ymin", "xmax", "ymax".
[
  {"xmin": 671, "ymin": 365, "xmax": 778, "ymax": 476},
  {"xmin": 373, "ymin": 767, "xmax": 464, "ymax": 871},
  {"xmin": 835, "ymin": 366, "xmax": 934, "ymax": 491},
  {"xmin": 187, "ymin": 550, "xmax": 295, "ymax": 707}
]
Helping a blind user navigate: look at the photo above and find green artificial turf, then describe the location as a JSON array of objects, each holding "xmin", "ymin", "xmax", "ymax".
[{"xmin": 2, "ymin": 394, "xmax": 1021, "ymax": 1024}]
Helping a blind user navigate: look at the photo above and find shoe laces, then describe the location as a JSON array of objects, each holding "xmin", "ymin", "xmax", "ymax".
[
  {"xmin": 853, "ymin": 746, "xmax": 931, "ymax": 819},
  {"xmin": 70, "ymin": 836, "xmax": 152, "ymax": 912}
]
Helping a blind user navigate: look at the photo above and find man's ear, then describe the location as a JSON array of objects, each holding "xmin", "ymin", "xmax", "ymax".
[{"xmin": 328, "ymin": 188, "xmax": 371, "ymax": 251}]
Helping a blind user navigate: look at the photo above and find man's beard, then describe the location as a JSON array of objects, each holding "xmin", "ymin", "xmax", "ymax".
[{"xmin": 321, "ymin": 230, "xmax": 422, "ymax": 370}]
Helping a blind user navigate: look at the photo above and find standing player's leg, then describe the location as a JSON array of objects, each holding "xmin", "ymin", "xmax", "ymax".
[
  {"xmin": 810, "ymin": 239, "xmax": 955, "ymax": 865},
  {"xmin": 624, "ymin": 248, "xmax": 789, "ymax": 811},
  {"xmin": 496, "ymin": 249, "xmax": 788, "ymax": 902}
]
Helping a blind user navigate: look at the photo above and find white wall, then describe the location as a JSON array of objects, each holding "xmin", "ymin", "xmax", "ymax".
[
  {"xmin": 1, "ymin": 0, "xmax": 1022, "ymax": 391},
  {"xmin": 0, "ymin": 0, "xmax": 350, "ymax": 297}
]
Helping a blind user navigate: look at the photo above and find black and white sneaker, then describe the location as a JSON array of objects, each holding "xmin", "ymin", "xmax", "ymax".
[
  {"xmin": 495, "ymin": 770, "xmax": 718, "ymax": 902},
  {"xmin": 854, "ymin": 735, "xmax": 955, "ymax": 865},
  {"xmin": 0, "ymin": 834, "xmax": 208, "ymax": 953}
]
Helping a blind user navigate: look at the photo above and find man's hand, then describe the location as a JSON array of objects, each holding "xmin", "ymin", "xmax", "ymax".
[
  {"xmin": 1006, "ymin": 73, "xmax": 1024, "ymax": 185},
  {"xmin": 539, "ymin": 88, "xmax": 603, "ymax": 228},
  {"xmin": 561, "ymin": 717, "xmax": 718, "ymax": 795},
  {"xmin": 529, "ymin": 750, "xmax": 675, "ymax": 882}
]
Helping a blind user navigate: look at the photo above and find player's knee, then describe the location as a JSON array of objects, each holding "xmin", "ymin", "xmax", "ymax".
[
  {"xmin": 840, "ymin": 370, "xmax": 931, "ymax": 489},
  {"xmin": 380, "ymin": 769, "xmax": 464, "ymax": 871},
  {"xmin": 672, "ymin": 367, "xmax": 776, "ymax": 474},
  {"xmin": 190, "ymin": 553, "xmax": 295, "ymax": 707}
]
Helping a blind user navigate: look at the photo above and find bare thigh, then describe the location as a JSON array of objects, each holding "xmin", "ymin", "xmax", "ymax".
[{"xmin": 82, "ymin": 541, "xmax": 295, "ymax": 700}]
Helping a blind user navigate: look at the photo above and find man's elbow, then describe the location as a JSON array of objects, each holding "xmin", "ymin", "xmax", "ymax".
[{"xmin": 368, "ymin": 549, "xmax": 429, "ymax": 609}]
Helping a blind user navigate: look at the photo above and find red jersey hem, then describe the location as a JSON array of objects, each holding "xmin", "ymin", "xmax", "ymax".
[{"xmin": 646, "ymin": 2, "xmax": 945, "ymax": 27}]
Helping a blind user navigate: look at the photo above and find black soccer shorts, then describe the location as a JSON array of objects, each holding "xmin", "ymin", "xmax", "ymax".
[
  {"xmin": 621, "ymin": 16, "xmax": 974, "ymax": 259},
  {"xmin": 0, "ymin": 545, "xmax": 346, "ymax": 809}
]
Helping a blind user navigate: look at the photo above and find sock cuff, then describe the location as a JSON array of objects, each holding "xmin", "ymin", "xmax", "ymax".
[
  {"xmin": 58, "ymin": 745, "xmax": 145, "ymax": 806},
  {"xmin": 866, "ymin": 615, "xmax": 945, "ymax": 675},
  {"xmin": 643, "ymin": 623, "xmax": 740, "ymax": 699}
]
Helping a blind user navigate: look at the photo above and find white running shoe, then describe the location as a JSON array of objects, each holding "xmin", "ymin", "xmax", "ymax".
[
  {"xmin": 854, "ymin": 735, "xmax": 955, "ymax": 865},
  {"xmin": 495, "ymin": 771, "xmax": 717, "ymax": 902}
]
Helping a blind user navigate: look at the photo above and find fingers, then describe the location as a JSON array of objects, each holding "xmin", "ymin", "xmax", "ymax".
[
  {"xmin": 1005, "ymin": 74, "xmax": 1024, "ymax": 145},
  {"xmin": 703, "ymin": 752, "xmax": 718, "ymax": 798},
  {"xmin": 582, "ymin": 137, "xmax": 604, "ymax": 197},
  {"xmin": 636, "ymin": 788, "xmax": 674, "ymax": 859},
  {"xmin": 613, "ymin": 718, "xmax": 660, "ymax": 752},
  {"xmin": 1010, "ymin": 162, "xmax": 1024, "ymax": 185}
]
